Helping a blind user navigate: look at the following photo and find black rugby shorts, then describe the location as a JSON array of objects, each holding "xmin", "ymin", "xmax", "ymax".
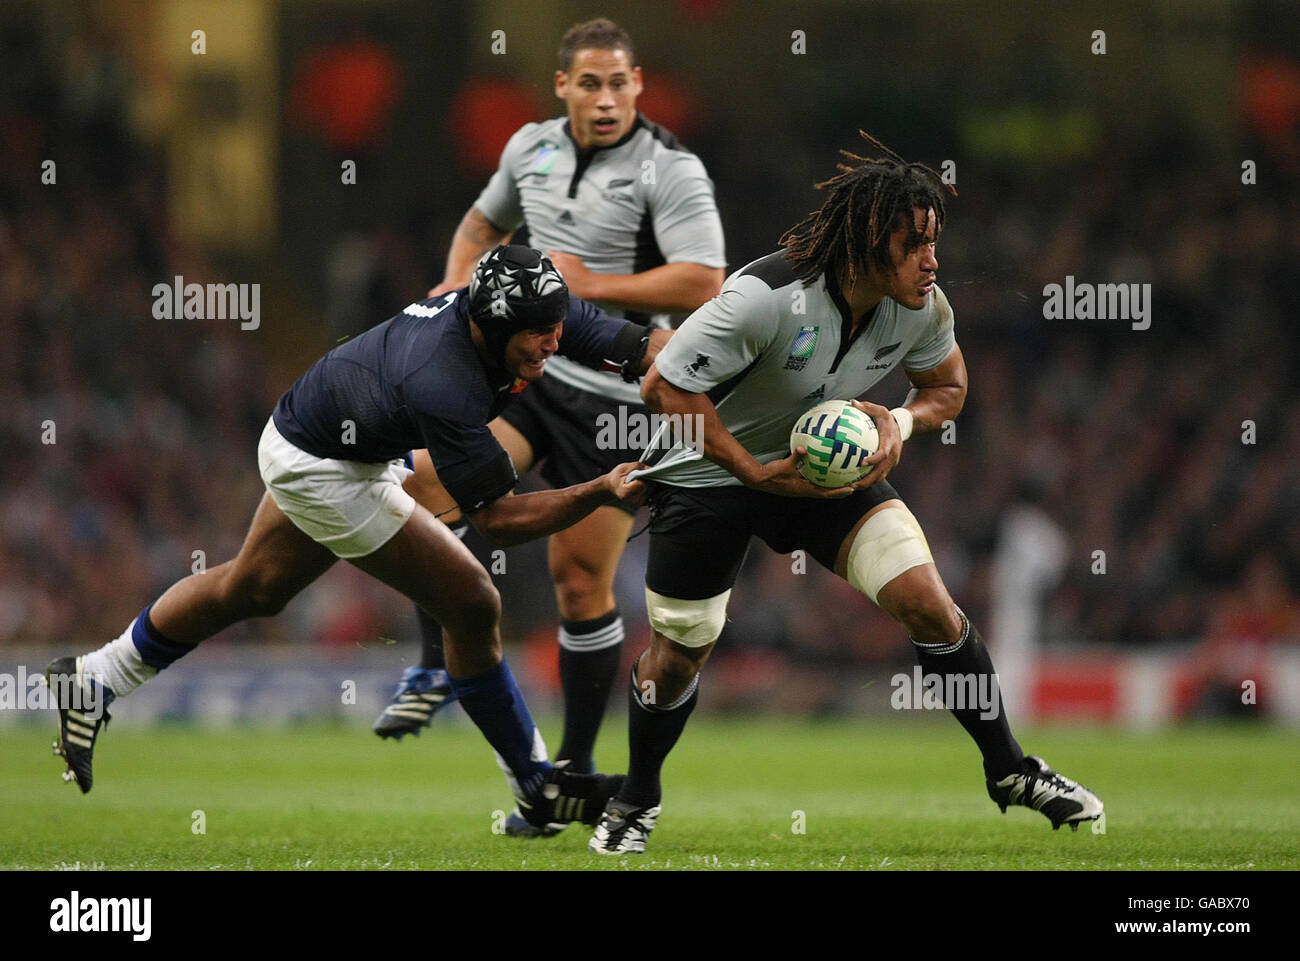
[{"xmin": 644, "ymin": 481, "xmax": 902, "ymax": 599}]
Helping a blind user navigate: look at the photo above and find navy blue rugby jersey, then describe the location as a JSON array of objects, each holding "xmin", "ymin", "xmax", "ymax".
[{"xmin": 272, "ymin": 289, "xmax": 643, "ymax": 511}]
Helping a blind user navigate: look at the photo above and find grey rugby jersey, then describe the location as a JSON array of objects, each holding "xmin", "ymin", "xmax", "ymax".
[
  {"xmin": 635, "ymin": 251, "xmax": 956, "ymax": 487},
  {"xmin": 475, "ymin": 113, "xmax": 726, "ymax": 405}
]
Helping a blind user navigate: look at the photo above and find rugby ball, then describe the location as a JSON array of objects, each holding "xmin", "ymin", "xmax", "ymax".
[{"xmin": 790, "ymin": 399, "xmax": 879, "ymax": 488}]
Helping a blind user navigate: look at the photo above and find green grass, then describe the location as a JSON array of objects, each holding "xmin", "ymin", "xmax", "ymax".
[{"xmin": 2, "ymin": 718, "xmax": 1295, "ymax": 870}]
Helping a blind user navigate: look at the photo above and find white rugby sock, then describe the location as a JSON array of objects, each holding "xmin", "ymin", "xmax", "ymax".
[{"xmin": 81, "ymin": 618, "xmax": 157, "ymax": 697}]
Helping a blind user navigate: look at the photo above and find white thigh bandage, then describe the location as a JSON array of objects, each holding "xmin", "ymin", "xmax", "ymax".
[
  {"xmin": 846, "ymin": 506, "xmax": 934, "ymax": 604},
  {"xmin": 645, "ymin": 588, "xmax": 731, "ymax": 648}
]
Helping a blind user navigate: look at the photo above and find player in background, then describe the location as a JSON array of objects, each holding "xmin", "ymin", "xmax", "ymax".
[
  {"xmin": 374, "ymin": 19, "xmax": 725, "ymax": 834},
  {"xmin": 47, "ymin": 247, "xmax": 661, "ymax": 833},
  {"xmin": 587, "ymin": 135, "xmax": 1104, "ymax": 854}
]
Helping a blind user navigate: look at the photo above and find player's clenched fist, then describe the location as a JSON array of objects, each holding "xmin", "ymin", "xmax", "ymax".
[
  {"xmin": 604, "ymin": 462, "xmax": 648, "ymax": 507},
  {"xmin": 743, "ymin": 448, "xmax": 855, "ymax": 499},
  {"xmin": 851, "ymin": 398, "xmax": 903, "ymax": 489}
]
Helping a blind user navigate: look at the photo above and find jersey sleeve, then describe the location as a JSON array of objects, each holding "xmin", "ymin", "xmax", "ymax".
[
  {"xmin": 417, "ymin": 416, "xmax": 517, "ymax": 513},
  {"xmin": 558, "ymin": 295, "xmax": 647, "ymax": 373},
  {"xmin": 649, "ymin": 153, "xmax": 727, "ymax": 269},
  {"xmin": 654, "ymin": 278, "xmax": 780, "ymax": 393},
  {"xmin": 472, "ymin": 125, "xmax": 533, "ymax": 233},
  {"xmin": 902, "ymin": 284, "xmax": 957, "ymax": 372}
]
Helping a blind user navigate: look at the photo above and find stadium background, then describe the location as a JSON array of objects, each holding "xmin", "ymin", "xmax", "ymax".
[{"xmin": 1, "ymin": 0, "xmax": 1298, "ymax": 733}]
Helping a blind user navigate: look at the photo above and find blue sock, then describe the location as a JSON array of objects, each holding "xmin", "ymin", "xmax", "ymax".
[
  {"xmin": 450, "ymin": 659, "xmax": 551, "ymax": 798},
  {"xmin": 131, "ymin": 604, "xmax": 194, "ymax": 669}
]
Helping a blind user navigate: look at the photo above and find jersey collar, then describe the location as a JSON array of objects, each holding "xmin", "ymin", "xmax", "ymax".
[
  {"xmin": 563, "ymin": 114, "xmax": 645, "ymax": 199},
  {"xmin": 825, "ymin": 275, "xmax": 879, "ymax": 375}
]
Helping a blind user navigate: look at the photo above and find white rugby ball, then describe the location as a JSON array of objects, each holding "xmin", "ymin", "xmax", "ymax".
[{"xmin": 790, "ymin": 399, "xmax": 879, "ymax": 488}]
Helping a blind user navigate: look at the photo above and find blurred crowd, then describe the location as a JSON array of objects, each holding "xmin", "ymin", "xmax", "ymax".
[
  {"xmin": 3, "ymin": 19, "xmax": 1298, "ymax": 718},
  {"xmin": 0, "ymin": 34, "xmax": 268, "ymax": 647}
]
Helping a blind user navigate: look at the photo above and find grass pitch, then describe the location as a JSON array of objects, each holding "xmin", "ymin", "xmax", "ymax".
[{"xmin": 2, "ymin": 718, "xmax": 1295, "ymax": 870}]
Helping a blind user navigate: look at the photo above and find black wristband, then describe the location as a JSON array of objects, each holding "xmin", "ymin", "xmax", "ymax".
[
  {"xmin": 621, "ymin": 336, "xmax": 650, "ymax": 383},
  {"xmin": 607, "ymin": 322, "xmax": 651, "ymax": 382}
]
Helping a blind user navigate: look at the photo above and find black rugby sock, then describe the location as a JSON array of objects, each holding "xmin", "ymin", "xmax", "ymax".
[
  {"xmin": 557, "ymin": 610, "xmax": 624, "ymax": 772},
  {"xmin": 911, "ymin": 610, "xmax": 1024, "ymax": 780},
  {"xmin": 620, "ymin": 656, "xmax": 700, "ymax": 808}
]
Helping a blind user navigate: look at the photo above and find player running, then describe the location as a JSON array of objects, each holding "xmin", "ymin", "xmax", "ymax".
[
  {"xmin": 374, "ymin": 19, "xmax": 726, "ymax": 835},
  {"xmin": 46, "ymin": 246, "xmax": 660, "ymax": 833},
  {"xmin": 588, "ymin": 135, "xmax": 1104, "ymax": 854}
]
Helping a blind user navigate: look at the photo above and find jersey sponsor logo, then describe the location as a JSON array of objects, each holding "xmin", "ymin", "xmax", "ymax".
[
  {"xmin": 509, "ymin": 377, "xmax": 529, "ymax": 394},
  {"xmin": 557, "ymin": 209, "xmax": 576, "ymax": 225},
  {"xmin": 803, "ymin": 384, "xmax": 825, "ymax": 401},
  {"xmin": 682, "ymin": 352, "xmax": 711, "ymax": 378},
  {"xmin": 784, "ymin": 325, "xmax": 820, "ymax": 371}
]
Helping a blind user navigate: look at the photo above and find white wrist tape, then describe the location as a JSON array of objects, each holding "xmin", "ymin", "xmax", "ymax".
[{"xmin": 890, "ymin": 407, "xmax": 914, "ymax": 441}]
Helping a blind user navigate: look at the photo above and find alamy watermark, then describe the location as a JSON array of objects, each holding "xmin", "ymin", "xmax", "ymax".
[
  {"xmin": 151, "ymin": 275, "xmax": 260, "ymax": 329},
  {"xmin": 595, "ymin": 406, "xmax": 704, "ymax": 454},
  {"xmin": 1042, "ymin": 275, "xmax": 1150, "ymax": 330},
  {"xmin": 0, "ymin": 667, "xmax": 106, "ymax": 719},
  {"xmin": 50, "ymin": 891, "xmax": 151, "ymax": 941},
  {"xmin": 890, "ymin": 667, "xmax": 1001, "ymax": 720}
]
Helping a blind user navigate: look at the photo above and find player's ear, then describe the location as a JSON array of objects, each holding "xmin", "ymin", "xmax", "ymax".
[
  {"xmin": 554, "ymin": 70, "xmax": 567, "ymax": 100},
  {"xmin": 631, "ymin": 66, "xmax": 644, "ymax": 97}
]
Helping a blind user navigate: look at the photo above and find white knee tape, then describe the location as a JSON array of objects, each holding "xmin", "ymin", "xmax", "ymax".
[
  {"xmin": 846, "ymin": 506, "xmax": 934, "ymax": 604},
  {"xmin": 645, "ymin": 587, "xmax": 730, "ymax": 648}
]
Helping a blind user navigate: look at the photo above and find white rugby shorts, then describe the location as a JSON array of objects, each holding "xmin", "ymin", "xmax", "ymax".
[{"xmin": 257, "ymin": 418, "xmax": 416, "ymax": 558}]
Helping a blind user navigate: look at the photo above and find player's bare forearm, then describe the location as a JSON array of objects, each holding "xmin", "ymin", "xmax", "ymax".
[
  {"xmin": 432, "ymin": 206, "xmax": 511, "ymax": 294},
  {"xmin": 638, "ymin": 329, "xmax": 672, "ymax": 375},
  {"xmin": 901, "ymin": 385, "xmax": 965, "ymax": 433},
  {"xmin": 644, "ymin": 368, "xmax": 845, "ymax": 498},
  {"xmin": 466, "ymin": 465, "xmax": 642, "ymax": 547},
  {"xmin": 642, "ymin": 366, "xmax": 766, "ymax": 484},
  {"xmin": 554, "ymin": 258, "xmax": 723, "ymax": 313},
  {"xmin": 901, "ymin": 345, "xmax": 968, "ymax": 434},
  {"xmin": 468, "ymin": 482, "xmax": 611, "ymax": 547}
]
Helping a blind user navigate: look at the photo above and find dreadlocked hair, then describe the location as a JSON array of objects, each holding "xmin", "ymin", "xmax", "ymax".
[{"xmin": 780, "ymin": 131, "xmax": 956, "ymax": 288}]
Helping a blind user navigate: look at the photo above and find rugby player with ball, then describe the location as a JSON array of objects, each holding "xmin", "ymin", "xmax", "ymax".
[{"xmin": 588, "ymin": 134, "xmax": 1104, "ymax": 855}]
